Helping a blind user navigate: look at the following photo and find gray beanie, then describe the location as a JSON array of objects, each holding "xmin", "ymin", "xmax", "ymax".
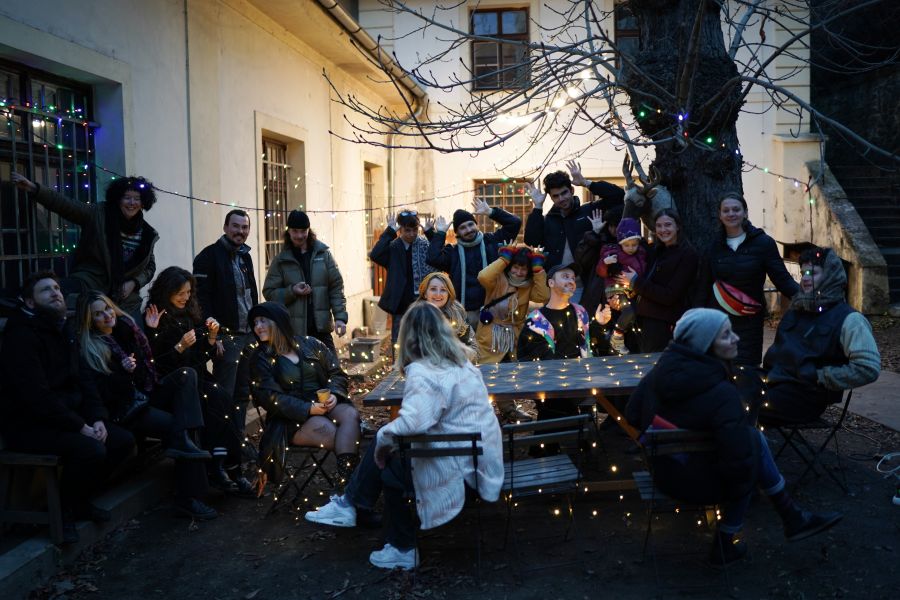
[{"xmin": 673, "ymin": 308, "xmax": 729, "ymax": 354}]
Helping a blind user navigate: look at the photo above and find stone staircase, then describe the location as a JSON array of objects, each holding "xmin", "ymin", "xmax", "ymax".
[{"xmin": 829, "ymin": 165, "xmax": 900, "ymax": 304}]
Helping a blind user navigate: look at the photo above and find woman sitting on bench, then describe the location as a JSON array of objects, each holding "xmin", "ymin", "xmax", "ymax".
[
  {"xmin": 247, "ymin": 301, "xmax": 359, "ymax": 491},
  {"xmin": 76, "ymin": 291, "xmax": 217, "ymax": 521},
  {"xmin": 625, "ymin": 308, "xmax": 843, "ymax": 566},
  {"xmin": 304, "ymin": 302, "xmax": 504, "ymax": 571}
]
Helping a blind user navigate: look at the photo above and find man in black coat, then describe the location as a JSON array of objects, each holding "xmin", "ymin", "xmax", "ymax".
[
  {"xmin": 0, "ymin": 271, "xmax": 135, "ymax": 543},
  {"xmin": 369, "ymin": 210, "xmax": 434, "ymax": 349},
  {"xmin": 426, "ymin": 198, "xmax": 521, "ymax": 327},
  {"xmin": 193, "ymin": 209, "xmax": 259, "ymax": 402},
  {"xmin": 524, "ymin": 162, "xmax": 624, "ymax": 303}
]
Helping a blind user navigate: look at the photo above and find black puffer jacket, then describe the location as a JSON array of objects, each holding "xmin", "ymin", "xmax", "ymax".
[
  {"xmin": 633, "ymin": 241, "xmax": 699, "ymax": 325},
  {"xmin": 625, "ymin": 343, "xmax": 759, "ymax": 504},
  {"xmin": 695, "ymin": 222, "xmax": 799, "ymax": 365},
  {"xmin": 0, "ymin": 308, "xmax": 107, "ymax": 433}
]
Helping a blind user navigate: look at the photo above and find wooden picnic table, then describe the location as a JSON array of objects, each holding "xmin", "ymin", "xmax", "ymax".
[{"xmin": 363, "ymin": 353, "xmax": 661, "ymax": 442}]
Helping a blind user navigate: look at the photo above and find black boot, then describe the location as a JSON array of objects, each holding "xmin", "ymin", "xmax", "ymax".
[
  {"xmin": 708, "ymin": 529, "xmax": 748, "ymax": 566},
  {"xmin": 208, "ymin": 450, "xmax": 239, "ymax": 493},
  {"xmin": 225, "ymin": 465, "xmax": 257, "ymax": 499},
  {"xmin": 783, "ymin": 509, "xmax": 843, "ymax": 542},
  {"xmin": 165, "ymin": 431, "xmax": 212, "ymax": 461}
]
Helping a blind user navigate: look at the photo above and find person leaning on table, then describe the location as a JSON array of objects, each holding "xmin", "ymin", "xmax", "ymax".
[{"xmin": 625, "ymin": 308, "xmax": 843, "ymax": 566}]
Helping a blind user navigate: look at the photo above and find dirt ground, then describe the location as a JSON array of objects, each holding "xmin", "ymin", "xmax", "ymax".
[{"xmin": 27, "ymin": 321, "xmax": 900, "ymax": 600}]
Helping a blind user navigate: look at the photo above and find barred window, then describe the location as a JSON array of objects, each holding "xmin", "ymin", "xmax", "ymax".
[
  {"xmin": 0, "ymin": 61, "xmax": 95, "ymax": 296},
  {"xmin": 473, "ymin": 179, "xmax": 530, "ymax": 243},
  {"xmin": 615, "ymin": 2, "xmax": 640, "ymax": 65},
  {"xmin": 261, "ymin": 138, "xmax": 292, "ymax": 268}
]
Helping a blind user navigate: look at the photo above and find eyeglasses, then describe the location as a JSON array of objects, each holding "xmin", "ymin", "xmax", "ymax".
[{"xmin": 399, "ymin": 210, "xmax": 418, "ymax": 217}]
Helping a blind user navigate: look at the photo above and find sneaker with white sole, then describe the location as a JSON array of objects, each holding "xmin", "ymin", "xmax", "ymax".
[
  {"xmin": 304, "ymin": 495, "xmax": 356, "ymax": 527},
  {"xmin": 369, "ymin": 543, "xmax": 419, "ymax": 570}
]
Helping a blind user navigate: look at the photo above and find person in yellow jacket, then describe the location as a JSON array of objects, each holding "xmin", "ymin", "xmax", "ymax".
[{"xmin": 475, "ymin": 244, "xmax": 549, "ymax": 422}]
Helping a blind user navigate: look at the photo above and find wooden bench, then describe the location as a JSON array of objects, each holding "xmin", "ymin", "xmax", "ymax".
[{"xmin": 0, "ymin": 441, "xmax": 64, "ymax": 544}]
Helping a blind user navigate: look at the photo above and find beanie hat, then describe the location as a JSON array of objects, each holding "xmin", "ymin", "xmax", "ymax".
[
  {"xmin": 248, "ymin": 301, "xmax": 296, "ymax": 343},
  {"xmin": 616, "ymin": 217, "xmax": 641, "ymax": 243},
  {"xmin": 452, "ymin": 209, "xmax": 476, "ymax": 230},
  {"xmin": 673, "ymin": 308, "xmax": 729, "ymax": 354},
  {"xmin": 287, "ymin": 210, "xmax": 310, "ymax": 230}
]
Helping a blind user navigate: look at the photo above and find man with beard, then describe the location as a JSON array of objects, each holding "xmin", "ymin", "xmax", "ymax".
[
  {"xmin": 193, "ymin": 209, "xmax": 259, "ymax": 401},
  {"xmin": 0, "ymin": 271, "xmax": 135, "ymax": 543},
  {"xmin": 427, "ymin": 198, "xmax": 521, "ymax": 328}
]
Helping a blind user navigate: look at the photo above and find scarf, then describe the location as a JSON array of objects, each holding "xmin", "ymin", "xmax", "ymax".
[
  {"xmin": 790, "ymin": 249, "xmax": 847, "ymax": 313},
  {"xmin": 101, "ymin": 318, "xmax": 157, "ymax": 392},
  {"xmin": 457, "ymin": 231, "xmax": 487, "ymax": 307},
  {"xmin": 411, "ymin": 235, "xmax": 432, "ymax": 291}
]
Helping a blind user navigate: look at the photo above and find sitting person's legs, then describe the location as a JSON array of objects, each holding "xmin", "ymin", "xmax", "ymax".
[
  {"xmin": 305, "ymin": 440, "xmax": 383, "ymax": 527},
  {"xmin": 329, "ymin": 403, "xmax": 361, "ymax": 481},
  {"xmin": 759, "ymin": 381, "xmax": 829, "ymax": 425}
]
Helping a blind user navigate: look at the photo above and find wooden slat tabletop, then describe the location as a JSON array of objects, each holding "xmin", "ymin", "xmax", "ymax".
[{"xmin": 362, "ymin": 353, "xmax": 661, "ymax": 407}]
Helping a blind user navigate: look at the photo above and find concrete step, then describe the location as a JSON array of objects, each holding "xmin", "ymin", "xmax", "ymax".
[{"xmin": 848, "ymin": 196, "xmax": 899, "ymax": 208}]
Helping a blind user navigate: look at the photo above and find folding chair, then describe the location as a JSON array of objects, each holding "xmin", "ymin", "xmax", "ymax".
[
  {"xmin": 395, "ymin": 432, "xmax": 484, "ymax": 572},
  {"xmin": 267, "ymin": 444, "xmax": 334, "ymax": 516},
  {"xmin": 770, "ymin": 390, "xmax": 853, "ymax": 493},
  {"xmin": 636, "ymin": 428, "xmax": 728, "ymax": 591},
  {"xmin": 501, "ymin": 414, "xmax": 590, "ymax": 571}
]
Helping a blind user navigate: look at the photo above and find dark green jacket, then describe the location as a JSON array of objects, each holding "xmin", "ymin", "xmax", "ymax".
[{"xmin": 262, "ymin": 240, "xmax": 348, "ymax": 335}]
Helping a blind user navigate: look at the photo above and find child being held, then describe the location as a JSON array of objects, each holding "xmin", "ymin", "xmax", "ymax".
[{"xmin": 595, "ymin": 217, "xmax": 647, "ymax": 354}]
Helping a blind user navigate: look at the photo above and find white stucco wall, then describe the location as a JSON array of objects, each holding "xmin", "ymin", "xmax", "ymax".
[{"xmin": 0, "ymin": 0, "xmax": 418, "ymax": 331}]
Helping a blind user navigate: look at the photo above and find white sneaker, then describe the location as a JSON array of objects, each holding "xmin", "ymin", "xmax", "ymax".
[
  {"xmin": 369, "ymin": 543, "xmax": 419, "ymax": 570},
  {"xmin": 304, "ymin": 495, "xmax": 356, "ymax": 527}
]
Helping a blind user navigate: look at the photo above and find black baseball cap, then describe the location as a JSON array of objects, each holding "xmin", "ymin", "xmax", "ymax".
[{"xmin": 546, "ymin": 262, "xmax": 580, "ymax": 279}]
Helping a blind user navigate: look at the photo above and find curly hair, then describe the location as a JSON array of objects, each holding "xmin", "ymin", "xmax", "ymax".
[
  {"xmin": 105, "ymin": 176, "xmax": 157, "ymax": 211},
  {"xmin": 542, "ymin": 170, "xmax": 573, "ymax": 194},
  {"xmin": 147, "ymin": 266, "xmax": 201, "ymax": 322}
]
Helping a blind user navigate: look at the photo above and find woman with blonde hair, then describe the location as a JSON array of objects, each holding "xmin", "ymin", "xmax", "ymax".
[
  {"xmin": 305, "ymin": 302, "xmax": 503, "ymax": 570},
  {"xmin": 76, "ymin": 291, "xmax": 216, "ymax": 520},
  {"xmin": 416, "ymin": 272, "xmax": 476, "ymax": 351},
  {"xmin": 476, "ymin": 243, "xmax": 548, "ymax": 421}
]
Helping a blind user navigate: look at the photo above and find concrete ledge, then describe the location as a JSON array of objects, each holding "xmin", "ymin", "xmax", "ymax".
[{"xmin": 805, "ymin": 161, "xmax": 890, "ymax": 313}]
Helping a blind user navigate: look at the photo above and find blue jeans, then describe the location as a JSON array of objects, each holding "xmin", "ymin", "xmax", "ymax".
[
  {"xmin": 719, "ymin": 430, "xmax": 785, "ymax": 534},
  {"xmin": 344, "ymin": 441, "xmax": 417, "ymax": 550}
]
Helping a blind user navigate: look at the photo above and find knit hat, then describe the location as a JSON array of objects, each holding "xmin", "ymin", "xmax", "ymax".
[
  {"xmin": 452, "ymin": 209, "xmax": 476, "ymax": 230},
  {"xmin": 616, "ymin": 217, "xmax": 641, "ymax": 243},
  {"xmin": 673, "ymin": 308, "xmax": 729, "ymax": 354},
  {"xmin": 287, "ymin": 209, "xmax": 310, "ymax": 230},
  {"xmin": 248, "ymin": 301, "xmax": 295, "ymax": 343}
]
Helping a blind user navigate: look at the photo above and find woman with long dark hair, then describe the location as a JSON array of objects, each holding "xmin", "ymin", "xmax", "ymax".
[
  {"xmin": 616, "ymin": 209, "xmax": 699, "ymax": 352},
  {"xmin": 626, "ymin": 308, "xmax": 842, "ymax": 565},
  {"xmin": 76, "ymin": 291, "xmax": 217, "ymax": 520},
  {"xmin": 12, "ymin": 172, "xmax": 159, "ymax": 317},
  {"xmin": 247, "ymin": 301, "xmax": 359, "ymax": 489},
  {"xmin": 146, "ymin": 266, "xmax": 253, "ymax": 496}
]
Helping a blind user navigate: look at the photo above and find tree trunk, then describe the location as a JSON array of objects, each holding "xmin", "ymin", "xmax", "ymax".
[{"xmin": 624, "ymin": 0, "xmax": 744, "ymax": 253}]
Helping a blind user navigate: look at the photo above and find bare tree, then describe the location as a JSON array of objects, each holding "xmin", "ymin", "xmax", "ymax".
[{"xmin": 327, "ymin": 0, "xmax": 900, "ymax": 250}]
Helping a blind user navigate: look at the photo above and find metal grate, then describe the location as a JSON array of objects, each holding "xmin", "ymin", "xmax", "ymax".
[{"xmin": 0, "ymin": 63, "xmax": 96, "ymax": 296}]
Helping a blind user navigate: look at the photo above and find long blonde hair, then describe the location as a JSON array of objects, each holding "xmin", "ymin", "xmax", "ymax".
[
  {"xmin": 76, "ymin": 291, "xmax": 131, "ymax": 375},
  {"xmin": 396, "ymin": 302, "xmax": 474, "ymax": 375},
  {"xmin": 416, "ymin": 272, "xmax": 469, "ymax": 337}
]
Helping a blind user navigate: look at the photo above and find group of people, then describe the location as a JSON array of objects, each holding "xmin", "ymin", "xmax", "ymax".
[{"xmin": 0, "ymin": 163, "xmax": 881, "ymax": 569}]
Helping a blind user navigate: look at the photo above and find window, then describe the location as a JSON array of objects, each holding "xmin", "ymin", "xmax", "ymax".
[
  {"xmin": 473, "ymin": 179, "xmax": 530, "ymax": 242},
  {"xmin": 261, "ymin": 138, "xmax": 292, "ymax": 267},
  {"xmin": 0, "ymin": 61, "xmax": 95, "ymax": 296},
  {"xmin": 614, "ymin": 2, "xmax": 640, "ymax": 65},
  {"xmin": 471, "ymin": 8, "xmax": 529, "ymax": 90}
]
